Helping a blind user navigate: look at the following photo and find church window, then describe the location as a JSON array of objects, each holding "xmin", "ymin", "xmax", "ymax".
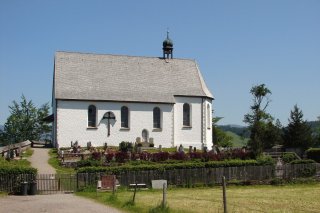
[
  {"xmin": 121, "ymin": 106, "xmax": 129, "ymax": 128},
  {"xmin": 207, "ymin": 104, "xmax": 211, "ymax": 129},
  {"xmin": 88, "ymin": 105, "xmax": 97, "ymax": 127},
  {"xmin": 153, "ymin": 107, "xmax": 161, "ymax": 128},
  {"xmin": 142, "ymin": 129, "xmax": 149, "ymax": 142},
  {"xmin": 183, "ymin": 103, "xmax": 191, "ymax": 127}
]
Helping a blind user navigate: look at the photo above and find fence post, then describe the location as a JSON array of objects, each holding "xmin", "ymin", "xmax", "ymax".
[
  {"xmin": 162, "ymin": 182, "xmax": 167, "ymax": 208},
  {"xmin": 132, "ymin": 183, "xmax": 137, "ymax": 203},
  {"xmin": 222, "ymin": 176, "xmax": 227, "ymax": 213}
]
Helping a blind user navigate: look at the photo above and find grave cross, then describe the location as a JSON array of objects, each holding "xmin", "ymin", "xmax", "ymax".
[{"xmin": 103, "ymin": 112, "xmax": 115, "ymax": 136}]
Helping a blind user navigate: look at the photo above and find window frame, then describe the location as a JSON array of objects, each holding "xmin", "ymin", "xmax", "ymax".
[
  {"xmin": 183, "ymin": 103, "xmax": 191, "ymax": 127},
  {"xmin": 121, "ymin": 106, "xmax": 129, "ymax": 128},
  {"xmin": 88, "ymin": 105, "xmax": 97, "ymax": 128},
  {"xmin": 153, "ymin": 107, "xmax": 161, "ymax": 129}
]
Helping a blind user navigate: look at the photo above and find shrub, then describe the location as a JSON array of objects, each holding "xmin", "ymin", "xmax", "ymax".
[
  {"xmin": 77, "ymin": 159, "xmax": 265, "ymax": 174},
  {"xmin": 170, "ymin": 152, "xmax": 189, "ymax": 161},
  {"xmin": 119, "ymin": 141, "xmax": 133, "ymax": 152},
  {"xmin": 151, "ymin": 152, "xmax": 170, "ymax": 162},
  {"xmin": 77, "ymin": 159, "xmax": 101, "ymax": 168},
  {"xmin": 92, "ymin": 151, "xmax": 102, "ymax": 161},
  {"xmin": 305, "ymin": 148, "xmax": 320, "ymax": 163},
  {"xmin": 282, "ymin": 152, "xmax": 298, "ymax": 163},
  {"xmin": 256, "ymin": 155, "xmax": 275, "ymax": 165},
  {"xmin": 115, "ymin": 152, "xmax": 130, "ymax": 163},
  {"xmin": 289, "ymin": 159, "xmax": 316, "ymax": 164}
]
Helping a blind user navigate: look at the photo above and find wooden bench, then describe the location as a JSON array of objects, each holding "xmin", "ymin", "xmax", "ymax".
[{"xmin": 129, "ymin": 183, "xmax": 148, "ymax": 190}]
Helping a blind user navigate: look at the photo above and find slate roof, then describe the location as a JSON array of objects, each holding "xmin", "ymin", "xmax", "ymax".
[{"xmin": 54, "ymin": 51, "xmax": 213, "ymax": 103}]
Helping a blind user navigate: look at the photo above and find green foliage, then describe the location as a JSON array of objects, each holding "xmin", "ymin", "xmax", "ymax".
[
  {"xmin": 256, "ymin": 155, "xmax": 275, "ymax": 165},
  {"xmin": 0, "ymin": 95, "xmax": 51, "ymax": 145},
  {"xmin": 283, "ymin": 105, "xmax": 313, "ymax": 150},
  {"xmin": 244, "ymin": 84, "xmax": 275, "ymax": 157},
  {"xmin": 281, "ymin": 152, "xmax": 298, "ymax": 163},
  {"xmin": 119, "ymin": 141, "xmax": 133, "ymax": 152},
  {"xmin": 77, "ymin": 159, "xmax": 102, "ymax": 167},
  {"xmin": 212, "ymin": 127, "xmax": 233, "ymax": 148},
  {"xmin": 289, "ymin": 159, "xmax": 316, "ymax": 164},
  {"xmin": 77, "ymin": 159, "xmax": 271, "ymax": 174},
  {"xmin": 306, "ymin": 148, "xmax": 320, "ymax": 163},
  {"xmin": 0, "ymin": 157, "xmax": 37, "ymax": 175}
]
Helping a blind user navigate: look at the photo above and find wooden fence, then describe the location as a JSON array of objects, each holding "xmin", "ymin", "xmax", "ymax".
[{"xmin": 1, "ymin": 163, "xmax": 319, "ymax": 194}]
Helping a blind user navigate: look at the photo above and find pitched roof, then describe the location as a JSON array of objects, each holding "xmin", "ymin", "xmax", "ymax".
[{"xmin": 54, "ymin": 51, "xmax": 213, "ymax": 103}]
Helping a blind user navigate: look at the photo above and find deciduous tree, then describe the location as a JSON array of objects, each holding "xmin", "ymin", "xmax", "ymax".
[{"xmin": 1, "ymin": 95, "xmax": 51, "ymax": 145}]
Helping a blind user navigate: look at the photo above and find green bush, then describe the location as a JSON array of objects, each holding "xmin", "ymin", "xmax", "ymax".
[
  {"xmin": 0, "ymin": 165, "xmax": 37, "ymax": 175},
  {"xmin": 77, "ymin": 159, "xmax": 102, "ymax": 168},
  {"xmin": 289, "ymin": 159, "xmax": 316, "ymax": 164},
  {"xmin": 306, "ymin": 148, "xmax": 320, "ymax": 163},
  {"xmin": 282, "ymin": 152, "xmax": 298, "ymax": 163},
  {"xmin": 77, "ymin": 159, "xmax": 268, "ymax": 174},
  {"xmin": 0, "ymin": 157, "xmax": 37, "ymax": 175},
  {"xmin": 256, "ymin": 155, "xmax": 275, "ymax": 165}
]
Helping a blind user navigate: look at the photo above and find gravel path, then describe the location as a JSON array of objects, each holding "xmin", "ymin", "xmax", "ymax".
[
  {"xmin": 1, "ymin": 148, "xmax": 122, "ymax": 213},
  {"xmin": 0, "ymin": 194, "xmax": 122, "ymax": 213},
  {"xmin": 28, "ymin": 147, "xmax": 56, "ymax": 174}
]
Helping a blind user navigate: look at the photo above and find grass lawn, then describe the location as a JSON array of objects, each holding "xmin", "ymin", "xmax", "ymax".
[
  {"xmin": 22, "ymin": 147, "xmax": 34, "ymax": 158},
  {"xmin": 76, "ymin": 183, "xmax": 320, "ymax": 213},
  {"xmin": 48, "ymin": 149, "xmax": 75, "ymax": 174}
]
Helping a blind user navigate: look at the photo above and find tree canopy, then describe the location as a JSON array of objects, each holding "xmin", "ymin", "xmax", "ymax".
[
  {"xmin": 0, "ymin": 95, "xmax": 51, "ymax": 145},
  {"xmin": 283, "ymin": 105, "xmax": 313, "ymax": 150},
  {"xmin": 243, "ymin": 84, "xmax": 282, "ymax": 157}
]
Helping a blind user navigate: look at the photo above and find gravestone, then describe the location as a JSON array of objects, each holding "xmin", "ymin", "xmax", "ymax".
[
  {"xmin": 159, "ymin": 145, "xmax": 162, "ymax": 152},
  {"xmin": 152, "ymin": 180, "xmax": 167, "ymax": 189},
  {"xmin": 87, "ymin": 141, "xmax": 92, "ymax": 149},
  {"xmin": 189, "ymin": 146, "xmax": 193, "ymax": 153},
  {"xmin": 136, "ymin": 137, "xmax": 141, "ymax": 143},
  {"xmin": 178, "ymin": 144, "xmax": 184, "ymax": 153},
  {"xmin": 100, "ymin": 175, "xmax": 116, "ymax": 190},
  {"xmin": 275, "ymin": 157, "xmax": 284, "ymax": 178},
  {"xmin": 193, "ymin": 147, "xmax": 197, "ymax": 152}
]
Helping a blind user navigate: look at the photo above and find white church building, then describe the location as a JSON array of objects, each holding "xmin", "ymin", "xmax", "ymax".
[{"xmin": 52, "ymin": 35, "xmax": 214, "ymax": 149}]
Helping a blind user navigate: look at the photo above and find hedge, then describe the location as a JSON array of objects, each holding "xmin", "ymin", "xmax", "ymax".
[
  {"xmin": 77, "ymin": 159, "xmax": 269, "ymax": 174},
  {"xmin": 306, "ymin": 148, "xmax": 320, "ymax": 163},
  {"xmin": 289, "ymin": 159, "xmax": 316, "ymax": 164},
  {"xmin": 0, "ymin": 165, "xmax": 37, "ymax": 175}
]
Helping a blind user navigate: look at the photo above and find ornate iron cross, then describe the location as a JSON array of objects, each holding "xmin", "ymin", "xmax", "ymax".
[{"xmin": 103, "ymin": 112, "xmax": 115, "ymax": 136}]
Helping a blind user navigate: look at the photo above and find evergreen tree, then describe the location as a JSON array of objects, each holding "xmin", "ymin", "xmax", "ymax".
[
  {"xmin": 1, "ymin": 95, "xmax": 51, "ymax": 145},
  {"xmin": 283, "ymin": 105, "xmax": 313, "ymax": 150}
]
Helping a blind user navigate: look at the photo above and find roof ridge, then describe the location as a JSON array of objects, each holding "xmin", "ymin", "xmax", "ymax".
[{"xmin": 55, "ymin": 51, "xmax": 195, "ymax": 61}]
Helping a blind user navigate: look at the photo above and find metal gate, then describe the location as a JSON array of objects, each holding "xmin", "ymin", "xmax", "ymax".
[{"xmin": 37, "ymin": 174, "xmax": 77, "ymax": 194}]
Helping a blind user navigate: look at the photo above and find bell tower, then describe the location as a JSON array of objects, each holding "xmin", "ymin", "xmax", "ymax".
[{"xmin": 162, "ymin": 31, "xmax": 173, "ymax": 59}]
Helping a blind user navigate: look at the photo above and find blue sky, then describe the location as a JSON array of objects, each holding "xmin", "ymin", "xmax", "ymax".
[{"xmin": 0, "ymin": 0, "xmax": 319, "ymax": 126}]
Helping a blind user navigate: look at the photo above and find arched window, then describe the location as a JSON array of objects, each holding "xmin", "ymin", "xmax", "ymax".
[
  {"xmin": 121, "ymin": 106, "xmax": 129, "ymax": 128},
  {"xmin": 207, "ymin": 104, "xmax": 211, "ymax": 129},
  {"xmin": 142, "ymin": 129, "xmax": 149, "ymax": 142},
  {"xmin": 183, "ymin": 103, "xmax": 191, "ymax": 127},
  {"xmin": 153, "ymin": 107, "xmax": 161, "ymax": 128},
  {"xmin": 88, "ymin": 105, "xmax": 97, "ymax": 127}
]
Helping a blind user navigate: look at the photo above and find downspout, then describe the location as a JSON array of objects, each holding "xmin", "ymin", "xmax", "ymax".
[
  {"xmin": 172, "ymin": 104, "xmax": 175, "ymax": 147},
  {"xmin": 201, "ymin": 98, "xmax": 204, "ymax": 147}
]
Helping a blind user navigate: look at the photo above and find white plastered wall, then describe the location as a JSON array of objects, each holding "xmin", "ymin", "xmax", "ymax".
[{"xmin": 56, "ymin": 100, "xmax": 173, "ymax": 148}]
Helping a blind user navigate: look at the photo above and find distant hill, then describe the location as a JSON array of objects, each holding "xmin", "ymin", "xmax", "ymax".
[
  {"xmin": 225, "ymin": 131, "xmax": 248, "ymax": 148},
  {"xmin": 218, "ymin": 125, "xmax": 250, "ymax": 138}
]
